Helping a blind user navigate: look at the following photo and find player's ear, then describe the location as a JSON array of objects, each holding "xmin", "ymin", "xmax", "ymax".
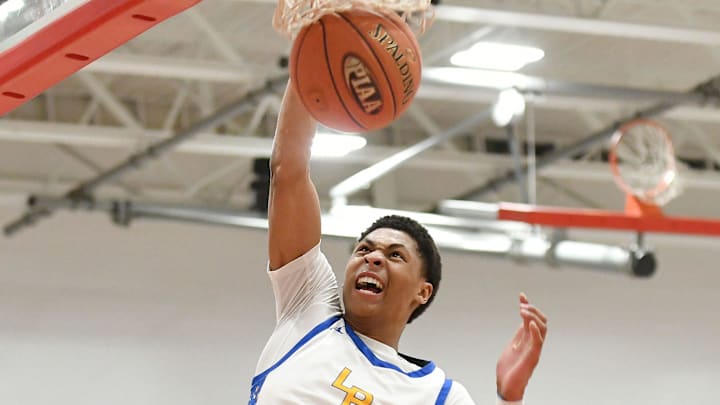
[{"xmin": 415, "ymin": 281, "xmax": 432, "ymax": 305}]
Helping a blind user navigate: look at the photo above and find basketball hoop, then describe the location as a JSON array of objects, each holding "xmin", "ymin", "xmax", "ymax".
[
  {"xmin": 608, "ymin": 118, "xmax": 681, "ymax": 207},
  {"xmin": 273, "ymin": 0, "xmax": 434, "ymax": 39}
]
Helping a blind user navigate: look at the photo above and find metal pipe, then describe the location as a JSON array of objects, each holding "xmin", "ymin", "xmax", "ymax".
[
  {"xmin": 329, "ymin": 108, "xmax": 492, "ymax": 204},
  {"xmin": 114, "ymin": 201, "xmax": 269, "ymax": 229},
  {"xmin": 7, "ymin": 195, "xmax": 654, "ymax": 276},
  {"xmin": 506, "ymin": 121, "xmax": 529, "ymax": 203},
  {"xmin": 526, "ymin": 97, "xmax": 537, "ymax": 205}
]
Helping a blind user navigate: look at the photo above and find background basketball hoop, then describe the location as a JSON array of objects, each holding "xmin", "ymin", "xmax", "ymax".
[{"xmin": 608, "ymin": 118, "xmax": 681, "ymax": 207}]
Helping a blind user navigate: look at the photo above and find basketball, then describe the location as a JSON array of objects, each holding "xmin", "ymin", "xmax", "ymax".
[{"xmin": 290, "ymin": 9, "xmax": 422, "ymax": 132}]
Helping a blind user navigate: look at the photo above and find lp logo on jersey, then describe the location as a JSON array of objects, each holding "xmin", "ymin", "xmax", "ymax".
[{"xmin": 332, "ymin": 367, "xmax": 374, "ymax": 405}]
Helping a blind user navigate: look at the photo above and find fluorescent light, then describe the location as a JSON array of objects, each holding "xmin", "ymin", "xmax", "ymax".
[
  {"xmin": 423, "ymin": 67, "xmax": 540, "ymax": 89},
  {"xmin": 0, "ymin": 0, "xmax": 25, "ymax": 19},
  {"xmin": 312, "ymin": 132, "xmax": 367, "ymax": 158},
  {"xmin": 451, "ymin": 42, "xmax": 545, "ymax": 71},
  {"xmin": 492, "ymin": 88, "xmax": 526, "ymax": 127}
]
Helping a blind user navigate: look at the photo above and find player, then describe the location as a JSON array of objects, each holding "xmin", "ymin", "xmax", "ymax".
[{"xmin": 248, "ymin": 82, "xmax": 548, "ymax": 404}]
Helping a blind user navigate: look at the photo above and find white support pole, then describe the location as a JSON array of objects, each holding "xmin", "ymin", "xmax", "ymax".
[
  {"xmin": 243, "ymin": 95, "xmax": 281, "ymax": 136},
  {"xmin": 185, "ymin": 9, "xmax": 246, "ymax": 64},
  {"xmin": 163, "ymin": 84, "xmax": 191, "ymax": 131},
  {"xmin": 329, "ymin": 109, "xmax": 492, "ymax": 205},
  {"xmin": 79, "ymin": 98, "xmax": 100, "ymax": 125},
  {"xmin": 75, "ymin": 72, "xmax": 142, "ymax": 130},
  {"xmin": 406, "ymin": 104, "xmax": 456, "ymax": 151},
  {"xmin": 85, "ymin": 53, "xmax": 253, "ymax": 83},
  {"xmin": 526, "ymin": 96, "xmax": 537, "ymax": 206},
  {"xmin": 183, "ymin": 160, "xmax": 247, "ymax": 198}
]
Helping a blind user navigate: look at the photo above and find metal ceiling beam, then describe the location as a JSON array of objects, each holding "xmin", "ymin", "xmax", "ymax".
[
  {"xmin": 433, "ymin": 5, "xmax": 720, "ymax": 46},
  {"xmin": 418, "ymin": 83, "xmax": 720, "ymax": 124},
  {"xmin": 184, "ymin": 9, "xmax": 246, "ymax": 65},
  {"xmin": 72, "ymin": 54, "xmax": 720, "ymax": 124},
  {"xmin": 421, "ymin": 69, "xmax": 712, "ymax": 104},
  {"xmin": 81, "ymin": 53, "xmax": 708, "ymax": 103},
  {"xmin": 3, "ymin": 77, "xmax": 287, "ymax": 236},
  {"xmin": 75, "ymin": 72, "xmax": 143, "ymax": 129},
  {"xmin": 84, "ymin": 54, "xmax": 254, "ymax": 83},
  {"xmin": 3, "ymin": 118, "xmax": 720, "ymax": 191},
  {"xmin": 232, "ymin": 0, "xmax": 720, "ymax": 46}
]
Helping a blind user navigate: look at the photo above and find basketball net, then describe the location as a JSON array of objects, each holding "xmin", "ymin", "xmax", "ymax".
[
  {"xmin": 273, "ymin": 0, "xmax": 434, "ymax": 38},
  {"xmin": 609, "ymin": 118, "xmax": 682, "ymax": 214}
]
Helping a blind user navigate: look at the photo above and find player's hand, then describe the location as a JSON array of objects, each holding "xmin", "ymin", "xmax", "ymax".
[{"xmin": 496, "ymin": 293, "xmax": 548, "ymax": 401}]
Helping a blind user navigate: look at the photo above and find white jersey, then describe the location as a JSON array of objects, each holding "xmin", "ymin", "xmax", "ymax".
[{"xmin": 250, "ymin": 243, "xmax": 518, "ymax": 405}]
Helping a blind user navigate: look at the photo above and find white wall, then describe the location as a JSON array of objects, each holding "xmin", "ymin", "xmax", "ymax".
[{"xmin": 0, "ymin": 207, "xmax": 718, "ymax": 405}]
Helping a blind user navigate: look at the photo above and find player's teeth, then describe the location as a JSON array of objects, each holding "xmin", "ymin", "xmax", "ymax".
[{"xmin": 358, "ymin": 276, "xmax": 383, "ymax": 289}]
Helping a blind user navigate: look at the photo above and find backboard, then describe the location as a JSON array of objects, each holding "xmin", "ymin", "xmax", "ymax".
[{"xmin": 0, "ymin": 0, "xmax": 202, "ymax": 116}]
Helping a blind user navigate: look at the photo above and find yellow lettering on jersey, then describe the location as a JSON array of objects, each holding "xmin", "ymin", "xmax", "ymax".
[{"xmin": 332, "ymin": 367, "xmax": 374, "ymax": 405}]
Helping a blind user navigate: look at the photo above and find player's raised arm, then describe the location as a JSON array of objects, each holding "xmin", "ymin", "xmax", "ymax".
[
  {"xmin": 267, "ymin": 82, "xmax": 321, "ymax": 270},
  {"xmin": 496, "ymin": 293, "xmax": 548, "ymax": 402}
]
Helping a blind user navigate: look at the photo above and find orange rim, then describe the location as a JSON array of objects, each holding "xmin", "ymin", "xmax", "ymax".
[{"xmin": 608, "ymin": 118, "xmax": 677, "ymax": 204}]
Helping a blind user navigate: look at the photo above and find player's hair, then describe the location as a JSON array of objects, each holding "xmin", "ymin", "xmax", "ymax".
[{"xmin": 358, "ymin": 215, "xmax": 442, "ymax": 323}]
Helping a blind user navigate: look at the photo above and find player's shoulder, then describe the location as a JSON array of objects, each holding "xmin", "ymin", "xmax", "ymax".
[{"xmin": 444, "ymin": 380, "xmax": 475, "ymax": 405}]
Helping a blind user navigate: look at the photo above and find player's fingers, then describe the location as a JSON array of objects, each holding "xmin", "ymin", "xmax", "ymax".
[
  {"xmin": 530, "ymin": 320, "xmax": 545, "ymax": 346},
  {"xmin": 519, "ymin": 292, "xmax": 529, "ymax": 305},
  {"xmin": 521, "ymin": 308, "xmax": 547, "ymax": 338},
  {"xmin": 520, "ymin": 308, "xmax": 531, "ymax": 332},
  {"xmin": 521, "ymin": 303, "xmax": 547, "ymax": 325}
]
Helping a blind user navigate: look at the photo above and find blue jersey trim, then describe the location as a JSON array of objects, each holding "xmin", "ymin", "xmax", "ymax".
[
  {"xmin": 435, "ymin": 379, "xmax": 453, "ymax": 405},
  {"xmin": 345, "ymin": 321, "xmax": 436, "ymax": 377},
  {"xmin": 248, "ymin": 315, "xmax": 341, "ymax": 404}
]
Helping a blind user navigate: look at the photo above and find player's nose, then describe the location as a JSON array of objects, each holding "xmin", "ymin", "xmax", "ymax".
[{"xmin": 364, "ymin": 250, "xmax": 385, "ymax": 267}]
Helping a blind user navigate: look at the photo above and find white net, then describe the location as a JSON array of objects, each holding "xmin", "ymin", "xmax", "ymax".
[
  {"xmin": 273, "ymin": 0, "xmax": 434, "ymax": 39},
  {"xmin": 610, "ymin": 119, "xmax": 681, "ymax": 206}
]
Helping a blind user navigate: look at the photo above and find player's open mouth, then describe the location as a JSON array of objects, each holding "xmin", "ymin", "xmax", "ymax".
[{"xmin": 355, "ymin": 275, "xmax": 384, "ymax": 295}]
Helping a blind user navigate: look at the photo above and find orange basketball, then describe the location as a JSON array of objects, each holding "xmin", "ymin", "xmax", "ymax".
[{"xmin": 290, "ymin": 9, "xmax": 422, "ymax": 133}]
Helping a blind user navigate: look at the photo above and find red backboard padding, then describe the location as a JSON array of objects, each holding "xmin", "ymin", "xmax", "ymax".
[
  {"xmin": 0, "ymin": 0, "xmax": 202, "ymax": 115},
  {"xmin": 498, "ymin": 202, "xmax": 720, "ymax": 236}
]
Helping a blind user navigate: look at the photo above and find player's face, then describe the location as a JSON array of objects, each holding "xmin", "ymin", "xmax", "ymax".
[{"xmin": 342, "ymin": 228, "xmax": 432, "ymax": 327}]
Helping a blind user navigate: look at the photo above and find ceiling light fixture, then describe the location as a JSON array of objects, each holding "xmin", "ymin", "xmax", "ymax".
[
  {"xmin": 492, "ymin": 88, "xmax": 526, "ymax": 127},
  {"xmin": 423, "ymin": 67, "xmax": 540, "ymax": 90},
  {"xmin": 312, "ymin": 132, "xmax": 367, "ymax": 158},
  {"xmin": 450, "ymin": 42, "xmax": 545, "ymax": 72}
]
